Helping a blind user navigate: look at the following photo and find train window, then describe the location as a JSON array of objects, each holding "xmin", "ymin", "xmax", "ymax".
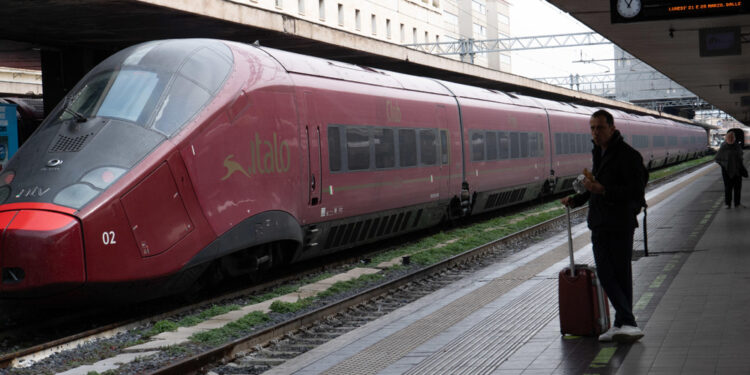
[
  {"xmin": 347, "ymin": 127, "xmax": 371, "ymax": 170},
  {"xmin": 566, "ymin": 133, "xmax": 575, "ymax": 154},
  {"xmin": 498, "ymin": 132, "xmax": 509, "ymax": 159},
  {"xmin": 419, "ymin": 129, "xmax": 438, "ymax": 165},
  {"xmin": 180, "ymin": 47, "xmax": 232, "ymax": 94},
  {"xmin": 576, "ymin": 134, "xmax": 586, "ymax": 154},
  {"xmin": 374, "ymin": 128, "xmax": 395, "ymax": 169},
  {"xmin": 668, "ymin": 136, "xmax": 677, "ymax": 146},
  {"xmin": 399, "ymin": 129, "xmax": 417, "ymax": 167},
  {"xmin": 328, "ymin": 126, "xmax": 342, "ymax": 171},
  {"xmin": 152, "ymin": 76, "xmax": 211, "ymax": 136},
  {"xmin": 520, "ymin": 132, "xmax": 529, "ymax": 158},
  {"xmin": 559, "ymin": 133, "xmax": 567, "ymax": 155},
  {"xmin": 471, "ymin": 131, "xmax": 485, "ymax": 161},
  {"xmin": 682, "ymin": 137, "xmax": 690, "ymax": 145},
  {"xmin": 61, "ymin": 72, "xmax": 115, "ymax": 122},
  {"xmin": 653, "ymin": 136, "xmax": 665, "ymax": 147},
  {"xmin": 486, "ymin": 132, "xmax": 498, "ymax": 160},
  {"xmin": 510, "ymin": 132, "xmax": 519, "ymax": 158},
  {"xmin": 555, "ymin": 133, "xmax": 562, "ymax": 155},
  {"xmin": 539, "ymin": 133, "xmax": 545, "ymax": 153},
  {"xmin": 528, "ymin": 133, "xmax": 538, "ymax": 157},
  {"xmin": 440, "ymin": 130, "xmax": 449, "ymax": 165}
]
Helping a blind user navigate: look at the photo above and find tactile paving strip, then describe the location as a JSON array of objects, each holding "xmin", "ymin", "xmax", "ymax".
[{"xmin": 406, "ymin": 255, "xmax": 595, "ymax": 375}]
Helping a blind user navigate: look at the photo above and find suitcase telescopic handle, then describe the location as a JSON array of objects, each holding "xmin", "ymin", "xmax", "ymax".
[{"xmin": 566, "ymin": 206, "xmax": 575, "ymax": 277}]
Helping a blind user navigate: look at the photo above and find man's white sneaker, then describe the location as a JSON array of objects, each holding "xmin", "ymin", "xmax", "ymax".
[
  {"xmin": 598, "ymin": 326, "xmax": 619, "ymax": 342},
  {"xmin": 613, "ymin": 325, "xmax": 644, "ymax": 343}
]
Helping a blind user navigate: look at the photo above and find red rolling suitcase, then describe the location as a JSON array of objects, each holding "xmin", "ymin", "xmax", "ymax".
[{"xmin": 559, "ymin": 207, "xmax": 610, "ymax": 336}]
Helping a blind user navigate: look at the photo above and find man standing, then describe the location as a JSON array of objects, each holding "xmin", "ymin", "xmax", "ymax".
[{"xmin": 561, "ymin": 109, "xmax": 646, "ymax": 343}]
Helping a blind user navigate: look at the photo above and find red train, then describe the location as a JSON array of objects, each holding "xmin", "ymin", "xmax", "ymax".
[{"xmin": 0, "ymin": 39, "xmax": 707, "ymax": 300}]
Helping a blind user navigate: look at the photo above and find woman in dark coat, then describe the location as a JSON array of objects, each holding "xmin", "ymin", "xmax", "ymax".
[{"xmin": 715, "ymin": 131, "xmax": 744, "ymax": 208}]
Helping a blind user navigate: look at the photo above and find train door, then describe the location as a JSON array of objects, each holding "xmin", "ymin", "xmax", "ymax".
[
  {"xmin": 436, "ymin": 105, "xmax": 451, "ymax": 200},
  {"xmin": 305, "ymin": 92, "xmax": 323, "ymax": 206},
  {"xmin": 542, "ymin": 109, "xmax": 556, "ymax": 193}
]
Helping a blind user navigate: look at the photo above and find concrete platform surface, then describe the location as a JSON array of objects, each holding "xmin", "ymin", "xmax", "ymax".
[{"xmin": 265, "ymin": 162, "xmax": 750, "ymax": 375}]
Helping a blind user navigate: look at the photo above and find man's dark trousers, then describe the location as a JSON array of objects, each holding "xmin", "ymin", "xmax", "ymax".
[
  {"xmin": 721, "ymin": 168, "xmax": 742, "ymax": 207},
  {"xmin": 591, "ymin": 229, "xmax": 637, "ymax": 328}
]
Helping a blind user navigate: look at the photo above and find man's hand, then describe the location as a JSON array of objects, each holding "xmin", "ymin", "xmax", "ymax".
[
  {"xmin": 583, "ymin": 177, "xmax": 605, "ymax": 194},
  {"xmin": 582, "ymin": 168, "xmax": 605, "ymax": 194},
  {"xmin": 560, "ymin": 196, "xmax": 573, "ymax": 207}
]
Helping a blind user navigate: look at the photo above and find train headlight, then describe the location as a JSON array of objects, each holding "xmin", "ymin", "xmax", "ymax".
[
  {"xmin": 81, "ymin": 167, "xmax": 125, "ymax": 189},
  {"xmin": 53, "ymin": 167, "xmax": 126, "ymax": 209},
  {"xmin": 1, "ymin": 171, "xmax": 14, "ymax": 185}
]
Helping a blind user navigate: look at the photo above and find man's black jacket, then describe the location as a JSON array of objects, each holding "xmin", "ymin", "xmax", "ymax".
[{"xmin": 570, "ymin": 130, "xmax": 647, "ymax": 231}]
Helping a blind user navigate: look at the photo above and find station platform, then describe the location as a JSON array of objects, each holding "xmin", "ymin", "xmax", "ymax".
[{"xmin": 265, "ymin": 162, "xmax": 750, "ymax": 375}]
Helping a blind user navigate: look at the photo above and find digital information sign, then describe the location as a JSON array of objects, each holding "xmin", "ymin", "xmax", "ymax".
[{"xmin": 611, "ymin": 0, "xmax": 750, "ymax": 23}]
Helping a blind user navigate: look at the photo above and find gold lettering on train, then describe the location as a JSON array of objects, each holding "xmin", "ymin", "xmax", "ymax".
[
  {"xmin": 386, "ymin": 100, "xmax": 402, "ymax": 123},
  {"xmin": 221, "ymin": 132, "xmax": 291, "ymax": 181}
]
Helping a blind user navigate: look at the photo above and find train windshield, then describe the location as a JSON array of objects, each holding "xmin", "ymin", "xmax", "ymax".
[
  {"xmin": 61, "ymin": 69, "xmax": 167, "ymax": 126},
  {"xmin": 55, "ymin": 39, "xmax": 233, "ymax": 137}
]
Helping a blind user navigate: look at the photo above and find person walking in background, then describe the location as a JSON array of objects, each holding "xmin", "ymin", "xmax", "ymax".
[
  {"xmin": 561, "ymin": 109, "xmax": 647, "ymax": 343},
  {"xmin": 715, "ymin": 131, "xmax": 745, "ymax": 209}
]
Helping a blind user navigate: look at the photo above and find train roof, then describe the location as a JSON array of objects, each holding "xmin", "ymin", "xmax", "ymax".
[
  {"xmin": 258, "ymin": 46, "xmax": 452, "ymax": 96},
  {"xmin": 435, "ymin": 79, "xmax": 540, "ymax": 107}
]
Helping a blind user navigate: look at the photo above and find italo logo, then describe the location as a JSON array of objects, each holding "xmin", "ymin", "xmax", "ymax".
[{"xmin": 222, "ymin": 132, "xmax": 291, "ymax": 181}]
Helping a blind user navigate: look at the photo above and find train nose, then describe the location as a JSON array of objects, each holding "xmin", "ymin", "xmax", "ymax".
[{"xmin": 0, "ymin": 210, "xmax": 85, "ymax": 297}]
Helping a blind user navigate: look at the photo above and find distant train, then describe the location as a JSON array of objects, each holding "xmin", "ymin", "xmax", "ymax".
[{"xmin": 0, "ymin": 39, "xmax": 707, "ymax": 300}]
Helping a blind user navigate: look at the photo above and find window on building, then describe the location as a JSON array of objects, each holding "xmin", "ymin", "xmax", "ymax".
[
  {"xmin": 355, "ymin": 9, "xmax": 361, "ymax": 30},
  {"xmin": 275, "ymin": 0, "xmax": 282, "ymax": 8},
  {"xmin": 473, "ymin": 23, "xmax": 486, "ymax": 39},
  {"xmin": 386, "ymin": 19, "xmax": 391, "ymax": 39},
  {"xmin": 424, "ymin": 31, "xmax": 429, "ymax": 43},
  {"xmin": 338, "ymin": 4, "xmax": 344, "ymax": 26},
  {"xmin": 498, "ymin": 13, "xmax": 509, "ymax": 25},
  {"xmin": 413, "ymin": 27, "xmax": 418, "ymax": 43},
  {"xmin": 472, "ymin": 0, "xmax": 486, "ymax": 15},
  {"xmin": 436, "ymin": 35, "xmax": 440, "ymax": 43},
  {"xmin": 298, "ymin": 0, "xmax": 305, "ymax": 14},
  {"xmin": 444, "ymin": 11, "xmax": 458, "ymax": 26},
  {"xmin": 500, "ymin": 54, "xmax": 511, "ymax": 65},
  {"xmin": 371, "ymin": 14, "xmax": 377, "ymax": 35},
  {"xmin": 400, "ymin": 23, "xmax": 405, "ymax": 43},
  {"xmin": 319, "ymin": 0, "xmax": 325, "ymax": 20}
]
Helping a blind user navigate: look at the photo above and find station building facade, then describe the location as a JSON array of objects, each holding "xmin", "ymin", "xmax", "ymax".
[{"xmin": 228, "ymin": 0, "xmax": 511, "ymax": 71}]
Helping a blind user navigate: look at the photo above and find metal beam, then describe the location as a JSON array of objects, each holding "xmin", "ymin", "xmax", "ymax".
[{"xmin": 402, "ymin": 32, "xmax": 610, "ymax": 63}]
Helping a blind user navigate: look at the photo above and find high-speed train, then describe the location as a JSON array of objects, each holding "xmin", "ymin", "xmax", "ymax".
[{"xmin": 0, "ymin": 39, "xmax": 707, "ymax": 300}]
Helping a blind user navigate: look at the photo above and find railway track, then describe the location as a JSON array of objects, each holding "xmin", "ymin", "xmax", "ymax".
[{"xmin": 0, "ymin": 158, "xmax": 714, "ymax": 375}]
